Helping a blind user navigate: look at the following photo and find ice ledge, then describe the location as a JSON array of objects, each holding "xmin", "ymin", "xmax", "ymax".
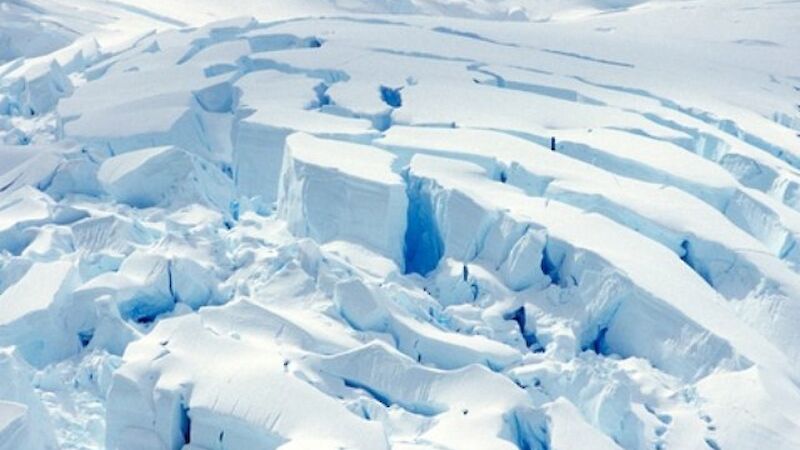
[{"xmin": 277, "ymin": 133, "xmax": 407, "ymax": 269}]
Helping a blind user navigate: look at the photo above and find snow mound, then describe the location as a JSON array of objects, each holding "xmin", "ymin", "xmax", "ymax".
[{"xmin": 0, "ymin": 1, "xmax": 76, "ymax": 63}]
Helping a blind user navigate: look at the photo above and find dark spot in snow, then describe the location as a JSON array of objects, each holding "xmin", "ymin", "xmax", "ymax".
[
  {"xmin": 179, "ymin": 403, "xmax": 190, "ymax": 445},
  {"xmin": 505, "ymin": 307, "xmax": 543, "ymax": 351},
  {"xmin": 313, "ymin": 83, "xmax": 331, "ymax": 107},
  {"xmin": 470, "ymin": 281, "xmax": 479, "ymax": 301},
  {"xmin": 379, "ymin": 85, "xmax": 403, "ymax": 108},
  {"xmin": 656, "ymin": 413, "xmax": 673, "ymax": 425},
  {"xmin": 705, "ymin": 438, "xmax": 721, "ymax": 450},
  {"xmin": 78, "ymin": 331, "xmax": 94, "ymax": 347},
  {"xmin": 540, "ymin": 246, "xmax": 562, "ymax": 286},
  {"xmin": 586, "ymin": 326, "xmax": 609, "ymax": 354}
]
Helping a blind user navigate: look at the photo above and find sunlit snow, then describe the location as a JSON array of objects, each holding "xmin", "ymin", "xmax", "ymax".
[{"xmin": 1, "ymin": 0, "xmax": 799, "ymax": 449}]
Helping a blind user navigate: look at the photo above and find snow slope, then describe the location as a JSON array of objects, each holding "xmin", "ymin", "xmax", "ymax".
[{"xmin": 1, "ymin": 0, "xmax": 800, "ymax": 449}]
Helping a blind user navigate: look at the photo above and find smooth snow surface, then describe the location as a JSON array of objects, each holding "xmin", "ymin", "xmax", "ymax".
[{"xmin": 1, "ymin": 0, "xmax": 800, "ymax": 449}]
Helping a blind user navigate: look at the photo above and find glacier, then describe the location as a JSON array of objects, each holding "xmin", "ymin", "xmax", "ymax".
[{"xmin": 1, "ymin": 0, "xmax": 800, "ymax": 449}]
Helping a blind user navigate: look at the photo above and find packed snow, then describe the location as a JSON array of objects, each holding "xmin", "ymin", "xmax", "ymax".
[{"xmin": 1, "ymin": 0, "xmax": 800, "ymax": 449}]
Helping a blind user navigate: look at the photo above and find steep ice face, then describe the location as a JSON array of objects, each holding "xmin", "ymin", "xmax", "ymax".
[
  {"xmin": 1, "ymin": 0, "xmax": 800, "ymax": 449},
  {"xmin": 278, "ymin": 133, "xmax": 408, "ymax": 268},
  {"xmin": 0, "ymin": 260, "xmax": 85, "ymax": 367},
  {"xmin": 97, "ymin": 145, "xmax": 235, "ymax": 212},
  {"xmin": 0, "ymin": 349, "xmax": 57, "ymax": 450}
]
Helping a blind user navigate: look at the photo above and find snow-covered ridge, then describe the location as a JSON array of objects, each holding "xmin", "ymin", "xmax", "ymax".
[{"xmin": 1, "ymin": 0, "xmax": 800, "ymax": 449}]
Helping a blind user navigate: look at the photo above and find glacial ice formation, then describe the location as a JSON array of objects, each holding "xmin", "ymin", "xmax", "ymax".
[{"xmin": 1, "ymin": 0, "xmax": 800, "ymax": 449}]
